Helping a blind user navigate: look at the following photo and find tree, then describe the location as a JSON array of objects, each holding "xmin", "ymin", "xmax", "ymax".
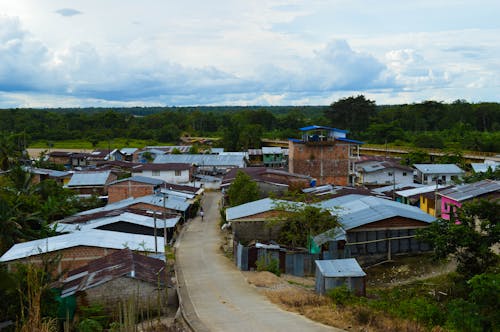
[
  {"xmin": 226, "ymin": 171, "xmax": 260, "ymax": 207},
  {"xmin": 417, "ymin": 199, "xmax": 499, "ymax": 278},
  {"xmin": 269, "ymin": 202, "xmax": 340, "ymax": 248},
  {"xmin": 326, "ymin": 95, "xmax": 376, "ymax": 135}
]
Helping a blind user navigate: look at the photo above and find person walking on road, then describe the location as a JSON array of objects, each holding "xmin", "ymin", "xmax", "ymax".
[{"xmin": 200, "ymin": 207, "xmax": 204, "ymax": 221}]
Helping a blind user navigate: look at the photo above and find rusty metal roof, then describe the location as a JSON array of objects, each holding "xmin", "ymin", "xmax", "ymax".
[{"xmin": 61, "ymin": 249, "xmax": 166, "ymax": 298}]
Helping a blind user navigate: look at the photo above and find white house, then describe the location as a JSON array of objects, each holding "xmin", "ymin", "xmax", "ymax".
[
  {"xmin": 132, "ymin": 163, "xmax": 192, "ymax": 184},
  {"xmin": 413, "ymin": 164, "xmax": 464, "ymax": 185},
  {"xmin": 355, "ymin": 160, "xmax": 413, "ymax": 186}
]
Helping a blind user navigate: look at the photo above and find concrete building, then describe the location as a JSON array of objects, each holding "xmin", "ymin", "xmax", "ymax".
[
  {"xmin": 413, "ymin": 164, "xmax": 464, "ymax": 185},
  {"xmin": 355, "ymin": 159, "xmax": 413, "ymax": 186},
  {"xmin": 288, "ymin": 125, "xmax": 362, "ymax": 186},
  {"xmin": 132, "ymin": 163, "xmax": 193, "ymax": 184}
]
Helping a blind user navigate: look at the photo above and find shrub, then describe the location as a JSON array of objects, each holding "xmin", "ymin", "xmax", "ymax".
[
  {"xmin": 256, "ymin": 254, "xmax": 281, "ymax": 276},
  {"xmin": 77, "ymin": 318, "xmax": 103, "ymax": 332},
  {"xmin": 327, "ymin": 285, "xmax": 354, "ymax": 306}
]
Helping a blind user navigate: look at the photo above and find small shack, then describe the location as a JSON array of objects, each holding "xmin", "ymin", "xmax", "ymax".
[{"xmin": 315, "ymin": 258, "xmax": 366, "ymax": 296}]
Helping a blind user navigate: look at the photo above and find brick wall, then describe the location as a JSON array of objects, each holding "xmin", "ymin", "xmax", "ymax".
[
  {"xmin": 289, "ymin": 141, "xmax": 351, "ymax": 185},
  {"xmin": 232, "ymin": 219, "xmax": 282, "ymax": 243},
  {"xmin": 108, "ymin": 181, "xmax": 155, "ymax": 203},
  {"xmin": 83, "ymin": 277, "xmax": 167, "ymax": 313}
]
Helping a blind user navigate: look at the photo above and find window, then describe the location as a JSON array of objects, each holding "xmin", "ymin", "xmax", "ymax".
[
  {"xmin": 175, "ymin": 170, "xmax": 181, "ymax": 176},
  {"xmin": 388, "ymin": 172, "xmax": 393, "ymax": 176},
  {"xmin": 402, "ymin": 172, "xmax": 407, "ymax": 176},
  {"xmin": 152, "ymin": 170, "xmax": 160, "ymax": 176},
  {"xmin": 441, "ymin": 175, "xmax": 446, "ymax": 182}
]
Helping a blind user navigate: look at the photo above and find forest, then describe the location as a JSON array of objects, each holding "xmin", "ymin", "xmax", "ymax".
[{"xmin": 0, "ymin": 96, "xmax": 499, "ymax": 152}]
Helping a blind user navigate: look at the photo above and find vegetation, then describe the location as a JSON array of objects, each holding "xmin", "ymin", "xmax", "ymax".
[
  {"xmin": 226, "ymin": 171, "xmax": 260, "ymax": 207},
  {"xmin": 256, "ymin": 254, "xmax": 281, "ymax": 277},
  {"xmin": 1, "ymin": 98, "xmax": 499, "ymax": 152}
]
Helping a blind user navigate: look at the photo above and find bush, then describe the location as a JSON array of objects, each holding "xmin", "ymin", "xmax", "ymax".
[
  {"xmin": 326, "ymin": 285, "xmax": 354, "ymax": 306},
  {"xmin": 77, "ymin": 318, "xmax": 103, "ymax": 332},
  {"xmin": 256, "ymin": 254, "xmax": 281, "ymax": 276}
]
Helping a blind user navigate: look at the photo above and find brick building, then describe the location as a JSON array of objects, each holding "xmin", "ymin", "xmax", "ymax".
[
  {"xmin": 288, "ymin": 125, "xmax": 362, "ymax": 186},
  {"xmin": 107, "ymin": 176, "xmax": 165, "ymax": 203}
]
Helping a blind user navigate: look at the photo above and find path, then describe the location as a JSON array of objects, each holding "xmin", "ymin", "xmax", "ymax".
[{"xmin": 175, "ymin": 191, "xmax": 339, "ymax": 332}]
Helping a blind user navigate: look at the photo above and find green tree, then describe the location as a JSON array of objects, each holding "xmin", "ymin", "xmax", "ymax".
[
  {"xmin": 417, "ymin": 199, "xmax": 499, "ymax": 278},
  {"xmin": 326, "ymin": 95, "xmax": 376, "ymax": 136},
  {"xmin": 270, "ymin": 202, "xmax": 340, "ymax": 248},
  {"xmin": 226, "ymin": 171, "xmax": 260, "ymax": 207}
]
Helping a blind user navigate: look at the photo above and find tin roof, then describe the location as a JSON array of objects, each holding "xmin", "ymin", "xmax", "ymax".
[
  {"xmin": 439, "ymin": 180, "xmax": 500, "ymax": 202},
  {"xmin": 225, "ymin": 198, "xmax": 300, "ymax": 221},
  {"xmin": 77, "ymin": 194, "xmax": 190, "ymax": 214},
  {"xmin": 54, "ymin": 211, "xmax": 180, "ymax": 233},
  {"xmin": 67, "ymin": 170, "xmax": 112, "ymax": 187},
  {"xmin": 395, "ymin": 184, "xmax": 449, "ymax": 198},
  {"xmin": 262, "ymin": 147, "xmax": 283, "ymax": 154},
  {"xmin": 315, "ymin": 258, "xmax": 366, "ymax": 277},
  {"xmin": 120, "ymin": 148, "xmax": 138, "ymax": 155},
  {"xmin": 471, "ymin": 162, "xmax": 499, "ymax": 173},
  {"xmin": 0, "ymin": 230, "xmax": 164, "ymax": 263},
  {"xmin": 154, "ymin": 154, "xmax": 246, "ymax": 168},
  {"xmin": 24, "ymin": 167, "xmax": 70, "ymax": 178},
  {"xmin": 315, "ymin": 194, "xmax": 435, "ymax": 230},
  {"xmin": 60, "ymin": 249, "xmax": 166, "ymax": 298},
  {"xmin": 132, "ymin": 163, "xmax": 192, "ymax": 172},
  {"xmin": 109, "ymin": 176, "xmax": 165, "ymax": 186},
  {"xmin": 413, "ymin": 164, "xmax": 464, "ymax": 174}
]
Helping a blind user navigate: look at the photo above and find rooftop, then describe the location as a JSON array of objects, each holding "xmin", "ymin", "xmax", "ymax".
[
  {"xmin": 315, "ymin": 258, "xmax": 366, "ymax": 277},
  {"xmin": 439, "ymin": 179, "xmax": 500, "ymax": 202},
  {"xmin": 67, "ymin": 170, "xmax": 111, "ymax": 187},
  {"xmin": 413, "ymin": 164, "xmax": 464, "ymax": 174}
]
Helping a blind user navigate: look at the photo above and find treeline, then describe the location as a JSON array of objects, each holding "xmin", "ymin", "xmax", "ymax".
[{"xmin": 0, "ymin": 97, "xmax": 499, "ymax": 152}]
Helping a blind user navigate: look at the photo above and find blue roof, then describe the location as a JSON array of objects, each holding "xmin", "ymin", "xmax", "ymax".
[
  {"xmin": 299, "ymin": 125, "xmax": 348, "ymax": 133},
  {"xmin": 336, "ymin": 137, "xmax": 364, "ymax": 144}
]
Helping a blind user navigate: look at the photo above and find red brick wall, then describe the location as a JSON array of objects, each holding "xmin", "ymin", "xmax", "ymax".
[
  {"xmin": 289, "ymin": 141, "xmax": 351, "ymax": 185},
  {"xmin": 108, "ymin": 181, "xmax": 155, "ymax": 203}
]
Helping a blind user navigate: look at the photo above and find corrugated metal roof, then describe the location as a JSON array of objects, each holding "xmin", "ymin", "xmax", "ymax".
[
  {"xmin": 55, "ymin": 211, "xmax": 180, "ymax": 233},
  {"xmin": 0, "ymin": 230, "xmax": 164, "ymax": 262},
  {"xmin": 439, "ymin": 180, "xmax": 500, "ymax": 202},
  {"xmin": 315, "ymin": 194, "xmax": 435, "ymax": 230},
  {"xmin": 60, "ymin": 249, "xmax": 166, "ymax": 298},
  {"xmin": 226, "ymin": 198, "xmax": 277, "ymax": 221},
  {"xmin": 471, "ymin": 162, "xmax": 499, "ymax": 173},
  {"xmin": 413, "ymin": 164, "xmax": 464, "ymax": 174},
  {"xmin": 67, "ymin": 170, "xmax": 111, "ymax": 186},
  {"xmin": 395, "ymin": 184, "xmax": 448, "ymax": 198},
  {"xmin": 372, "ymin": 183, "xmax": 424, "ymax": 194},
  {"xmin": 154, "ymin": 154, "xmax": 246, "ymax": 167},
  {"xmin": 262, "ymin": 147, "xmax": 283, "ymax": 154},
  {"xmin": 24, "ymin": 167, "xmax": 70, "ymax": 178},
  {"xmin": 77, "ymin": 194, "xmax": 190, "ymax": 214},
  {"xmin": 315, "ymin": 258, "xmax": 366, "ymax": 277},
  {"xmin": 120, "ymin": 148, "xmax": 138, "ymax": 155},
  {"xmin": 109, "ymin": 176, "xmax": 165, "ymax": 186}
]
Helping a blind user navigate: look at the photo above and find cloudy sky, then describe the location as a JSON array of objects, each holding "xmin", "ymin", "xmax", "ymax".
[{"xmin": 0, "ymin": 1, "xmax": 499, "ymax": 108}]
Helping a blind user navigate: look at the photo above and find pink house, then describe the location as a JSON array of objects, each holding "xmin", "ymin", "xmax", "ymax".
[{"xmin": 439, "ymin": 180, "xmax": 500, "ymax": 220}]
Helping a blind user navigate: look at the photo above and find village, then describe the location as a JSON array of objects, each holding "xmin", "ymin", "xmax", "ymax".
[{"xmin": 0, "ymin": 125, "xmax": 498, "ymax": 331}]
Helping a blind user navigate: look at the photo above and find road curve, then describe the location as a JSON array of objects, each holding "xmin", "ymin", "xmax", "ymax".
[{"xmin": 175, "ymin": 191, "xmax": 339, "ymax": 332}]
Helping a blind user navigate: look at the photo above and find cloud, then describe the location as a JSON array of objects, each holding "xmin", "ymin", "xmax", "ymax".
[{"xmin": 54, "ymin": 8, "xmax": 82, "ymax": 17}]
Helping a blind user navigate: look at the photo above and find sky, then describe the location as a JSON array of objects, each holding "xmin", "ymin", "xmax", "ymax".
[{"xmin": 0, "ymin": 0, "xmax": 499, "ymax": 108}]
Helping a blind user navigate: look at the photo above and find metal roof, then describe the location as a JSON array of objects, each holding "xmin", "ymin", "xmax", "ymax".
[
  {"xmin": 109, "ymin": 176, "xmax": 165, "ymax": 186},
  {"xmin": 315, "ymin": 258, "xmax": 366, "ymax": 277},
  {"xmin": 299, "ymin": 125, "xmax": 348, "ymax": 133},
  {"xmin": 413, "ymin": 164, "xmax": 464, "ymax": 174},
  {"xmin": 120, "ymin": 148, "xmax": 138, "ymax": 155},
  {"xmin": 54, "ymin": 211, "xmax": 180, "ymax": 233},
  {"xmin": 225, "ymin": 198, "xmax": 300, "ymax": 221},
  {"xmin": 315, "ymin": 194, "xmax": 435, "ymax": 230},
  {"xmin": 395, "ymin": 184, "xmax": 448, "ymax": 198},
  {"xmin": 60, "ymin": 249, "xmax": 166, "ymax": 298},
  {"xmin": 24, "ymin": 167, "xmax": 70, "ymax": 178},
  {"xmin": 77, "ymin": 194, "xmax": 190, "ymax": 214},
  {"xmin": 262, "ymin": 147, "xmax": 283, "ymax": 154},
  {"xmin": 0, "ymin": 230, "xmax": 164, "ymax": 262},
  {"xmin": 471, "ymin": 162, "xmax": 499, "ymax": 173},
  {"xmin": 67, "ymin": 170, "xmax": 111, "ymax": 187},
  {"xmin": 439, "ymin": 180, "xmax": 500, "ymax": 202},
  {"xmin": 372, "ymin": 183, "xmax": 424, "ymax": 194},
  {"xmin": 154, "ymin": 154, "xmax": 246, "ymax": 168}
]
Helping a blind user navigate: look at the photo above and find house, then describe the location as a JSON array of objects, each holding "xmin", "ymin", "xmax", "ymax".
[
  {"xmin": 154, "ymin": 154, "xmax": 247, "ymax": 173},
  {"xmin": 48, "ymin": 151, "xmax": 74, "ymax": 168},
  {"xmin": 395, "ymin": 184, "xmax": 451, "ymax": 217},
  {"xmin": 107, "ymin": 148, "xmax": 126, "ymax": 161},
  {"xmin": 77, "ymin": 194, "xmax": 191, "ymax": 219},
  {"xmin": 313, "ymin": 194, "xmax": 436, "ymax": 263},
  {"xmin": 439, "ymin": 180, "xmax": 500, "ymax": 220},
  {"xmin": 0, "ymin": 229, "xmax": 164, "ymax": 274},
  {"xmin": 66, "ymin": 170, "xmax": 117, "ymax": 196},
  {"xmin": 24, "ymin": 166, "xmax": 71, "ymax": 185},
  {"xmin": 315, "ymin": 258, "xmax": 366, "ymax": 296},
  {"xmin": 470, "ymin": 160, "xmax": 499, "ymax": 174},
  {"xmin": 288, "ymin": 125, "xmax": 362, "ymax": 186},
  {"xmin": 137, "ymin": 148, "xmax": 167, "ymax": 163},
  {"xmin": 355, "ymin": 159, "xmax": 413, "ymax": 186},
  {"xmin": 107, "ymin": 176, "xmax": 165, "ymax": 203},
  {"xmin": 221, "ymin": 167, "xmax": 313, "ymax": 195},
  {"xmin": 413, "ymin": 164, "xmax": 464, "ymax": 185},
  {"xmin": 69, "ymin": 152, "xmax": 91, "ymax": 168},
  {"xmin": 132, "ymin": 163, "xmax": 192, "ymax": 184},
  {"xmin": 87, "ymin": 149, "xmax": 112, "ymax": 166},
  {"xmin": 120, "ymin": 148, "xmax": 138, "ymax": 162},
  {"xmin": 53, "ymin": 208, "xmax": 180, "ymax": 243},
  {"xmin": 60, "ymin": 249, "xmax": 168, "ymax": 314},
  {"xmin": 262, "ymin": 147, "xmax": 287, "ymax": 168}
]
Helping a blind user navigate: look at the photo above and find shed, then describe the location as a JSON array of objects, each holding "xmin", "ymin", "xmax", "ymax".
[{"xmin": 315, "ymin": 258, "xmax": 366, "ymax": 296}]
